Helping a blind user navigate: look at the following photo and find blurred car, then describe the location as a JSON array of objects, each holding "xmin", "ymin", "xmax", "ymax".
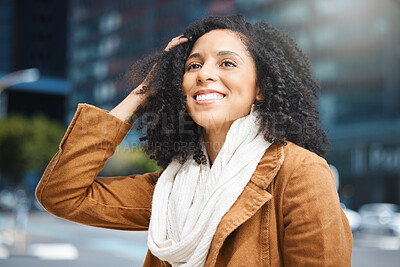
[
  {"xmin": 358, "ymin": 203, "xmax": 400, "ymax": 236},
  {"xmin": 341, "ymin": 203, "xmax": 361, "ymax": 232}
]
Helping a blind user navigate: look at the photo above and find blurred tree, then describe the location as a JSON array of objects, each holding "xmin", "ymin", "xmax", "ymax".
[
  {"xmin": 102, "ymin": 146, "xmax": 161, "ymax": 176},
  {"xmin": 0, "ymin": 114, "xmax": 64, "ymax": 187}
]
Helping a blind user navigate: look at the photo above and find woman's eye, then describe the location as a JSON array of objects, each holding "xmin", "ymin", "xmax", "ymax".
[
  {"xmin": 221, "ymin": 61, "xmax": 236, "ymax": 67},
  {"xmin": 186, "ymin": 63, "xmax": 201, "ymax": 70}
]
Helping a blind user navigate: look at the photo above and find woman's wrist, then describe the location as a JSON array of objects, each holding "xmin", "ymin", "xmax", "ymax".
[{"xmin": 109, "ymin": 84, "xmax": 148, "ymax": 125}]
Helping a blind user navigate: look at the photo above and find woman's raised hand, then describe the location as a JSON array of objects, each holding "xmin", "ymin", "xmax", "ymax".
[
  {"xmin": 164, "ymin": 35, "xmax": 190, "ymax": 52},
  {"xmin": 141, "ymin": 35, "xmax": 189, "ymax": 89},
  {"xmin": 109, "ymin": 35, "xmax": 190, "ymax": 125}
]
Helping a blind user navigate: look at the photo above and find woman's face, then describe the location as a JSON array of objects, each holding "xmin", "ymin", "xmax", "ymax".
[{"xmin": 182, "ymin": 29, "xmax": 261, "ymax": 133}]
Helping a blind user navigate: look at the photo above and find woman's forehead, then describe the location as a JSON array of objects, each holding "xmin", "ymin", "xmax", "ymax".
[{"xmin": 189, "ymin": 29, "xmax": 248, "ymax": 56}]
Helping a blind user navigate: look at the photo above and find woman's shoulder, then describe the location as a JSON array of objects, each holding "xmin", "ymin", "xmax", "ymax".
[
  {"xmin": 254, "ymin": 141, "xmax": 330, "ymax": 187},
  {"xmin": 268, "ymin": 141, "xmax": 331, "ymax": 182},
  {"xmin": 282, "ymin": 141, "xmax": 328, "ymax": 166},
  {"xmin": 269, "ymin": 141, "xmax": 336, "ymax": 200}
]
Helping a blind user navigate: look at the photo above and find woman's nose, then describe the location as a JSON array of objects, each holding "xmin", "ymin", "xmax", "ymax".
[{"xmin": 197, "ymin": 63, "xmax": 217, "ymax": 83}]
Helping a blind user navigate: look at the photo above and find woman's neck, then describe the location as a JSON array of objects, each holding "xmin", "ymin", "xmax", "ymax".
[{"xmin": 203, "ymin": 123, "xmax": 231, "ymax": 165}]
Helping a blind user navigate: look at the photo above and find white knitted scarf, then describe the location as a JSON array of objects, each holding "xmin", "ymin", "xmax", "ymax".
[{"xmin": 147, "ymin": 110, "xmax": 271, "ymax": 267}]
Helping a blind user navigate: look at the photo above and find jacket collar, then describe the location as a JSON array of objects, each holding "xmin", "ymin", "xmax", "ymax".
[
  {"xmin": 250, "ymin": 142, "xmax": 285, "ymax": 190},
  {"xmin": 205, "ymin": 143, "xmax": 285, "ymax": 266}
]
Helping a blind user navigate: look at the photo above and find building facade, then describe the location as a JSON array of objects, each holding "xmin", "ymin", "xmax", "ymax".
[
  {"xmin": 0, "ymin": 0, "xmax": 68, "ymax": 123},
  {"xmin": 237, "ymin": 0, "xmax": 400, "ymax": 209}
]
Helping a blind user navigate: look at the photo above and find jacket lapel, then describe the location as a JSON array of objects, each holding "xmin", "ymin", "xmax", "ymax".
[{"xmin": 205, "ymin": 143, "xmax": 285, "ymax": 266}]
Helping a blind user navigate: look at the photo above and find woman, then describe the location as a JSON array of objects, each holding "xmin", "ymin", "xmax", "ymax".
[{"xmin": 36, "ymin": 15, "xmax": 352, "ymax": 266}]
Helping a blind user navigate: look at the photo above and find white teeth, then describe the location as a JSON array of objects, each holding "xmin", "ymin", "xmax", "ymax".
[{"xmin": 195, "ymin": 93, "xmax": 224, "ymax": 101}]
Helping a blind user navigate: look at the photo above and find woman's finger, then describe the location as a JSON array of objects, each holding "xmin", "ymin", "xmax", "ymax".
[{"xmin": 164, "ymin": 35, "xmax": 190, "ymax": 52}]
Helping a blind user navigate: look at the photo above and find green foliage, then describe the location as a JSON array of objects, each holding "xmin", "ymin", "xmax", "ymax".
[
  {"xmin": 0, "ymin": 114, "xmax": 64, "ymax": 187},
  {"xmin": 102, "ymin": 146, "xmax": 161, "ymax": 176},
  {"xmin": 0, "ymin": 113, "xmax": 162, "ymax": 186}
]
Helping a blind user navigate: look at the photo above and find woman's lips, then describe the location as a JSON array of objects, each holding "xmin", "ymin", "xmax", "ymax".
[{"xmin": 193, "ymin": 92, "xmax": 225, "ymax": 105}]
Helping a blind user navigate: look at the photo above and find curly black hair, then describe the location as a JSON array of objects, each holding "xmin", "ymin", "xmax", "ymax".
[{"xmin": 125, "ymin": 14, "xmax": 329, "ymax": 168}]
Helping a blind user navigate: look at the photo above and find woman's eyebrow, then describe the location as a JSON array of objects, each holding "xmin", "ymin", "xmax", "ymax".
[
  {"xmin": 217, "ymin": 50, "xmax": 243, "ymax": 61},
  {"xmin": 187, "ymin": 51, "xmax": 243, "ymax": 61},
  {"xmin": 187, "ymin": 53, "xmax": 201, "ymax": 60}
]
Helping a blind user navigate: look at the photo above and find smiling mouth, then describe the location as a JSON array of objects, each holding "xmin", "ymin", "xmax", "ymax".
[{"xmin": 193, "ymin": 93, "xmax": 225, "ymax": 103}]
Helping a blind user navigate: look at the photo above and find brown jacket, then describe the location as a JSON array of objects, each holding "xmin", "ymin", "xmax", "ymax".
[{"xmin": 36, "ymin": 104, "xmax": 353, "ymax": 266}]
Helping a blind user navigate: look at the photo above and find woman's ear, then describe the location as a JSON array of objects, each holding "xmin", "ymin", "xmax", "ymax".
[{"xmin": 255, "ymin": 87, "xmax": 263, "ymax": 101}]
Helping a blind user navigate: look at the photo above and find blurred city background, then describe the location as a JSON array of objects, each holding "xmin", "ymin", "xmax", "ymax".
[{"xmin": 0, "ymin": 0, "xmax": 399, "ymax": 266}]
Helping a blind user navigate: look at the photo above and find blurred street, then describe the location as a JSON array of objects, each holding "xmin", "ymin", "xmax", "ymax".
[
  {"xmin": 0, "ymin": 211, "xmax": 148, "ymax": 267},
  {"xmin": 353, "ymin": 234, "xmax": 400, "ymax": 267},
  {"xmin": 0, "ymin": 211, "xmax": 399, "ymax": 267}
]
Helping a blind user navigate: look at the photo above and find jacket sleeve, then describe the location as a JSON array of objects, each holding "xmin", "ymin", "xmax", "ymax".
[
  {"xmin": 35, "ymin": 103, "xmax": 162, "ymax": 231},
  {"xmin": 282, "ymin": 154, "xmax": 353, "ymax": 266}
]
